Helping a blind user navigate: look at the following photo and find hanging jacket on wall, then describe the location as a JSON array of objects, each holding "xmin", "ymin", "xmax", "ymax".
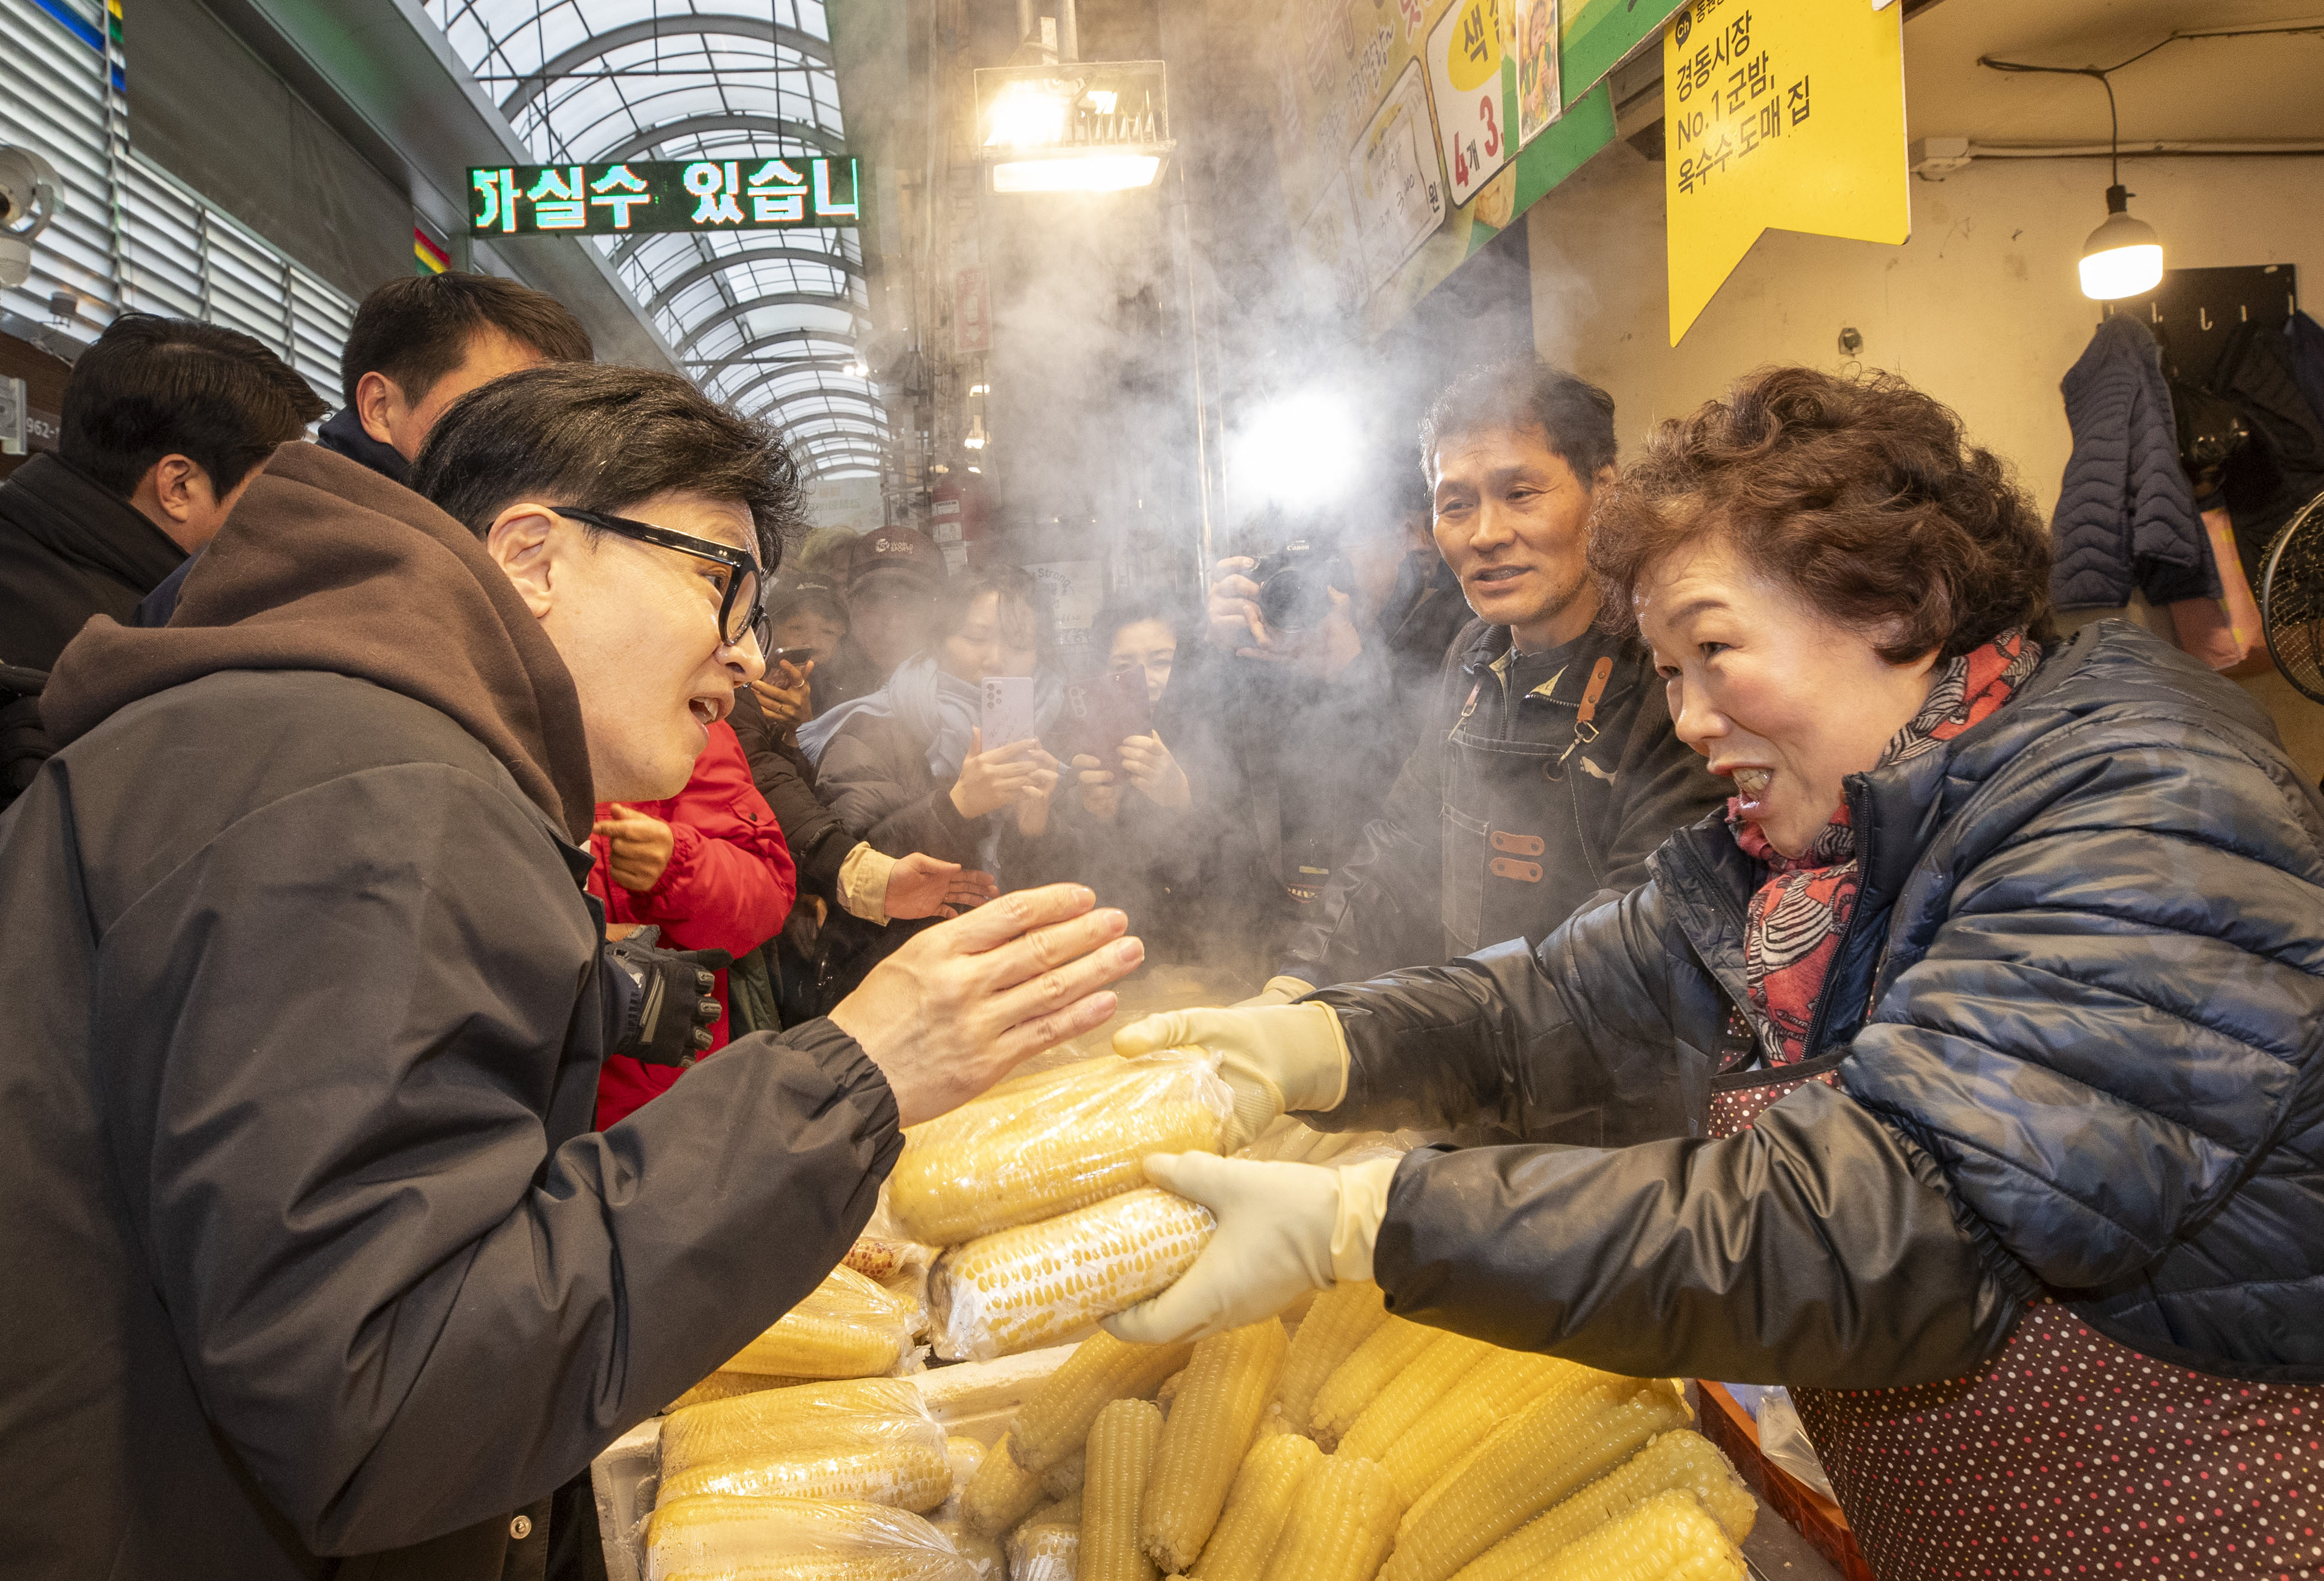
[
  {"xmin": 2208, "ymin": 315, "xmax": 2324, "ymax": 569},
  {"xmin": 2049, "ymin": 316, "xmax": 2217, "ymax": 610}
]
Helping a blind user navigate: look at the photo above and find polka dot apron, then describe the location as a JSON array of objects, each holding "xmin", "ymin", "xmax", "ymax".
[{"xmin": 1710, "ymin": 1065, "xmax": 2324, "ymax": 1579}]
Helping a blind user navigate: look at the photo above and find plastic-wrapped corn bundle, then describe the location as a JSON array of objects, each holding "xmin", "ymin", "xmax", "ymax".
[
  {"xmin": 670, "ymin": 1371, "xmax": 816, "ymax": 1412},
  {"xmin": 663, "ymin": 1380, "xmax": 934, "ymax": 1477},
  {"xmin": 643, "ymin": 1494, "xmax": 977, "ymax": 1581},
  {"xmin": 1007, "ymin": 1493, "xmax": 1083, "ymax": 1581},
  {"xmin": 660, "ymin": 1377, "xmax": 950, "ymax": 1512},
  {"xmin": 929, "ymin": 1188, "xmax": 1215, "ymax": 1362},
  {"xmin": 722, "ymin": 1265, "xmax": 917, "ymax": 1380},
  {"xmin": 888, "ymin": 1053, "xmax": 1231, "ymax": 1246}
]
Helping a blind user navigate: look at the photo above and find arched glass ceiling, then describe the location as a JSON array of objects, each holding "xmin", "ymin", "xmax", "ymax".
[{"xmin": 423, "ymin": 0, "xmax": 884, "ymax": 482}]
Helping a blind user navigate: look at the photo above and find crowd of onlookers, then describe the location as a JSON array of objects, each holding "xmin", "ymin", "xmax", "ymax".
[{"xmin": 0, "ymin": 267, "xmax": 1717, "ymax": 1140}]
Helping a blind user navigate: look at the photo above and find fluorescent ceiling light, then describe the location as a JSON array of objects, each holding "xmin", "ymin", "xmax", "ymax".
[{"xmin": 991, "ymin": 155, "xmax": 1162, "ymax": 194}]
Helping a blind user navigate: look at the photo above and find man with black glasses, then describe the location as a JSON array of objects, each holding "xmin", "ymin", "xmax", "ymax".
[{"xmin": 0, "ymin": 363, "xmax": 1143, "ymax": 1580}]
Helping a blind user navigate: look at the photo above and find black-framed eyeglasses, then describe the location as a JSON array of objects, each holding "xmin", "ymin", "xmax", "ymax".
[{"xmin": 551, "ymin": 507, "xmax": 767, "ymax": 650}]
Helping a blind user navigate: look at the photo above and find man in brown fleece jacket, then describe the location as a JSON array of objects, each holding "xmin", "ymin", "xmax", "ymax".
[{"xmin": 0, "ymin": 364, "xmax": 1143, "ymax": 1580}]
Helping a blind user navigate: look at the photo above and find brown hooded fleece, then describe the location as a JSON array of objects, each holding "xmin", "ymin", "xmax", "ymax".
[
  {"xmin": 0, "ymin": 439, "xmax": 901, "ymax": 1580},
  {"xmin": 43, "ymin": 440, "xmax": 597, "ymax": 843}
]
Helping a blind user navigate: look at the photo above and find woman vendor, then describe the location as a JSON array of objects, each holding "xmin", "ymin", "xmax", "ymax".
[{"xmin": 1107, "ymin": 366, "xmax": 2324, "ymax": 1574}]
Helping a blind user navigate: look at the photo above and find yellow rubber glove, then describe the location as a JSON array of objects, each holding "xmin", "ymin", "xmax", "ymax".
[
  {"xmin": 1113, "ymin": 1003, "xmax": 1351, "ymax": 1153},
  {"xmin": 1102, "ymin": 1153, "xmax": 1401, "ymax": 1345}
]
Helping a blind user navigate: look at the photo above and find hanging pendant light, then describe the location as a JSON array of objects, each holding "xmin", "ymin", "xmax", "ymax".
[{"xmin": 2080, "ymin": 183, "xmax": 2162, "ymax": 300}]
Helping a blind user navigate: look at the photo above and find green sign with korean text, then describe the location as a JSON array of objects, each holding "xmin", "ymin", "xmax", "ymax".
[{"xmin": 466, "ymin": 158, "xmax": 860, "ymax": 236}]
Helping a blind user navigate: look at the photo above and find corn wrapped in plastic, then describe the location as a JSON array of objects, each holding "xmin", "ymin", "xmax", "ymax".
[
  {"xmin": 661, "ymin": 1378, "xmax": 947, "ymax": 1493},
  {"xmin": 644, "ymin": 1494, "xmax": 978, "ymax": 1581},
  {"xmin": 1007, "ymin": 1495, "xmax": 1083, "ymax": 1581},
  {"xmin": 719, "ymin": 1266, "xmax": 916, "ymax": 1380},
  {"xmin": 889, "ymin": 1053, "xmax": 1231, "ymax": 1246},
  {"xmin": 930, "ymin": 1188, "xmax": 1215, "ymax": 1363}
]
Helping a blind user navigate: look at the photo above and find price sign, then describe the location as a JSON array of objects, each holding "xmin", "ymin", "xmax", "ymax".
[{"xmin": 1424, "ymin": 0, "xmax": 1513, "ymax": 208}]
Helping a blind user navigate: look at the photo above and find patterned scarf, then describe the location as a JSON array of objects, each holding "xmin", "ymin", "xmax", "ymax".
[{"xmin": 1734, "ymin": 630, "xmax": 2038, "ymax": 1064}]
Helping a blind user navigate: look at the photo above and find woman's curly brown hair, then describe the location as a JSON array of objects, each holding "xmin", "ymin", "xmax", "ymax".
[{"xmin": 1589, "ymin": 366, "xmax": 2055, "ymax": 662}]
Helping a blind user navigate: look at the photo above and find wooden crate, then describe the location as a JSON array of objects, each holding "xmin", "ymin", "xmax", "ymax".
[{"xmin": 1696, "ymin": 1382, "xmax": 1872, "ymax": 1581}]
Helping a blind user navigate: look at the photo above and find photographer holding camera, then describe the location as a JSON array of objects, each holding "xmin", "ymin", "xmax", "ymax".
[
  {"xmin": 1177, "ymin": 516, "xmax": 1412, "ymax": 968},
  {"xmin": 1238, "ymin": 361, "xmax": 1728, "ymax": 1027}
]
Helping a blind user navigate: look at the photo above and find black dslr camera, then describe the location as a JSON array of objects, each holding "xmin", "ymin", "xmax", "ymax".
[{"xmin": 1250, "ymin": 537, "xmax": 1354, "ymax": 635}]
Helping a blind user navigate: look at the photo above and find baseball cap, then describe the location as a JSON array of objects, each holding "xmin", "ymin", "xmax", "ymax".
[{"xmin": 847, "ymin": 526, "xmax": 946, "ymax": 593}]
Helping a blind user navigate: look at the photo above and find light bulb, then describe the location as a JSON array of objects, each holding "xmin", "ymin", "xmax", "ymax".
[
  {"xmin": 991, "ymin": 154, "xmax": 1161, "ymax": 193},
  {"xmin": 2079, "ymin": 185, "xmax": 2163, "ymax": 301},
  {"xmin": 963, "ymin": 412, "xmax": 989, "ymax": 450}
]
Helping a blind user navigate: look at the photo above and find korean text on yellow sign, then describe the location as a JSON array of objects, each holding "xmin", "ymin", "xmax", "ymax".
[{"xmin": 1662, "ymin": 0, "xmax": 1907, "ymax": 344}]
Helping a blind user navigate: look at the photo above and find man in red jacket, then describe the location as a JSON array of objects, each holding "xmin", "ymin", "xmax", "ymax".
[{"xmin": 590, "ymin": 718, "xmax": 798, "ymax": 1126}]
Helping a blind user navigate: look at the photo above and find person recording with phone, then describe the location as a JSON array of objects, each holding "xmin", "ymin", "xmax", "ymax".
[
  {"xmin": 1064, "ymin": 601, "xmax": 1224, "ymax": 961},
  {"xmin": 798, "ymin": 567, "xmax": 1075, "ymax": 1001}
]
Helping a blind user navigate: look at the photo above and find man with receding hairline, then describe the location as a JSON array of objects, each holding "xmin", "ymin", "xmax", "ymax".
[{"xmin": 1250, "ymin": 361, "xmax": 1727, "ymax": 1062}]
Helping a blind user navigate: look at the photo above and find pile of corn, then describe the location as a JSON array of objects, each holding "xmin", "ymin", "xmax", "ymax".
[
  {"xmin": 949, "ymin": 1286, "xmax": 1755, "ymax": 1581},
  {"xmin": 907, "ymin": 1052, "xmax": 1233, "ymax": 1362}
]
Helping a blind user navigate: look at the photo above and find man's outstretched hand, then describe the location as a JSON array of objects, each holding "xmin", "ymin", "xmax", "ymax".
[{"xmin": 830, "ymin": 882, "xmax": 1143, "ymax": 1126}]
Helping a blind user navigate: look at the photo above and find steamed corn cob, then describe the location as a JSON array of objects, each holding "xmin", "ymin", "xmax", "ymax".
[
  {"xmin": 1395, "ymin": 1375, "xmax": 1635, "ymax": 1541},
  {"xmin": 1383, "ymin": 1355, "xmax": 1610, "ymax": 1507},
  {"xmin": 1084, "ymin": 1398, "xmax": 1164, "ymax": 1581},
  {"xmin": 724, "ymin": 1266, "xmax": 911, "ymax": 1379},
  {"xmin": 1011, "ymin": 1332, "xmax": 1195, "ymax": 1474},
  {"xmin": 942, "ymin": 1435, "xmax": 987, "ymax": 1501},
  {"xmin": 930, "ymin": 1188, "xmax": 1215, "ymax": 1362},
  {"xmin": 1020, "ymin": 1489, "xmax": 1083, "ymax": 1530},
  {"xmin": 1307, "ymin": 1316, "xmax": 1436, "ymax": 1449},
  {"xmin": 1532, "ymin": 1488, "xmax": 1747, "ymax": 1581},
  {"xmin": 657, "ymin": 1442, "xmax": 954, "ymax": 1511},
  {"xmin": 661, "ymin": 1379, "xmax": 935, "ymax": 1480},
  {"xmin": 1141, "ymin": 1319, "xmax": 1289, "ymax": 1572},
  {"xmin": 643, "ymin": 1493, "xmax": 973, "ymax": 1581},
  {"xmin": 1039, "ymin": 1447, "xmax": 1087, "ymax": 1499},
  {"xmin": 1271, "ymin": 1280, "xmax": 1388, "ymax": 1435},
  {"xmin": 1257, "ymin": 1455, "xmax": 1398, "ymax": 1581},
  {"xmin": 1333, "ymin": 1332, "xmax": 1494, "ymax": 1465},
  {"xmin": 1446, "ymin": 1430, "xmax": 1756, "ymax": 1581},
  {"xmin": 889, "ymin": 1053, "xmax": 1229, "ymax": 1244},
  {"xmin": 960, "ymin": 1430, "xmax": 1051, "ymax": 1537},
  {"xmin": 1382, "ymin": 1387, "xmax": 1690, "ymax": 1581},
  {"xmin": 1186, "ymin": 1430, "xmax": 1321, "ymax": 1581}
]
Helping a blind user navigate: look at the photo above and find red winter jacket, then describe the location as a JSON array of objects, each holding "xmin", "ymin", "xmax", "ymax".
[{"xmin": 587, "ymin": 720, "xmax": 796, "ymax": 1127}]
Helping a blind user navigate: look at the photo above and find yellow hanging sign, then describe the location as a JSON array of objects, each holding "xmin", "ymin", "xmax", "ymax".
[{"xmin": 1663, "ymin": 0, "xmax": 1909, "ymax": 344}]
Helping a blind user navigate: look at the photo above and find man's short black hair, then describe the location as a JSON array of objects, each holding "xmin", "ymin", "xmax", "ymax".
[
  {"xmin": 340, "ymin": 271, "xmax": 592, "ymax": 409},
  {"xmin": 1420, "ymin": 360, "xmax": 1618, "ymax": 484},
  {"xmin": 410, "ymin": 363, "xmax": 801, "ymax": 571},
  {"xmin": 55, "ymin": 312, "xmax": 326, "ymax": 500}
]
